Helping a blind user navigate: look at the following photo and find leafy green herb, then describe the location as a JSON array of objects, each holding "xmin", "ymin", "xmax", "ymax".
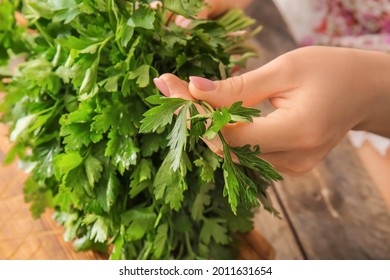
[
  {"xmin": 141, "ymin": 97, "xmax": 282, "ymax": 214},
  {"xmin": 0, "ymin": 0, "xmax": 281, "ymax": 260}
]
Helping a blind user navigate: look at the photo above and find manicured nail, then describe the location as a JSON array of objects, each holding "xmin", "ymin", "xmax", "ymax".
[
  {"xmin": 149, "ymin": 1, "xmax": 162, "ymax": 10},
  {"xmin": 189, "ymin": 76, "xmax": 216, "ymax": 91},
  {"xmin": 176, "ymin": 17, "xmax": 192, "ymax": 28},
  {"xmin": 153, "ymin": 78, "xmax": 170, "ymax": 97}
]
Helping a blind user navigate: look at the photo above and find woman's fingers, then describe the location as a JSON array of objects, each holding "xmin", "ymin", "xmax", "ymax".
[
  {"xmin": 154, "ymin": 73, "xmax": 194, "ymax": 100},
  {"xmin": 175, "ymin": 15, "xmax": 192, "ymax": 28},
  {"xmin": 154, "ymin": 69, "xmax": 304, "ymax": 153},
  {"xmin": 188, "ymin": 58, "xmax": 293, "ymax": 108},
  {"xmin": 149, "ymin": 1, "xmax": 162, "ymax": 9},
  {"xmin": 259, "ymin": 148, "xmax": 331, "ymax": 176},
  {"xmin": 152, "ymin": 74, "xmax": 311, "ymax": 176}
]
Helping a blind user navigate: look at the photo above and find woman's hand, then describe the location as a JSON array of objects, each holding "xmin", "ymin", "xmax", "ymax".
[{"xmin": 154, "ymin": 46, "xmax": 390, "ymax": 176}]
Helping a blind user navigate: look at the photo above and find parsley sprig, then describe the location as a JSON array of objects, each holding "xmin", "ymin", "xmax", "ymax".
[
  {"xmin": 1, "ymin": 0, "xmax": 281, "ymax": 259},
  {"xmin": 140, "ymin": 96, "xmax": 282, "ymax": 215}
]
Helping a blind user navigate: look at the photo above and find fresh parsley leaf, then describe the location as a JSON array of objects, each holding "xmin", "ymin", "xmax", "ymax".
[
  {"xmin": 220, "ymin": 132, "xmax": 281, "ymax": 213},
  {"xmin": 140, "ymin": 133, "xmax": 167, "ymax": 157},
  {"xmin": 154, "ymin": 156, "xmax": 187, "ymax": 211},
  {"xmin": 53, "ymin": 151, "xmax": 83, "ymax": 180},
  {"xmin": 221, "ymin": 148, "xmax": 240, "ymax": 214},
  {"xmin": 139, "ymin": 96, "xmax": 190, "ymax": 133},
  {"xmin": 191, "ymin": 183, "xmax": 215, "ymax": 221},
  {"xmin": 121, "ymin": 206, "xmax": 156, "ymax": 241},
  {"xmin": 66, "ymin": 166, "xmax": 94, "ymax": 207},
  {"xmin": 96, "ymin": 169, "xmax": 120, "ymax": 213},
  {"xmin": 230, "ymin": 144, "xmax": 283, "ymax": 182},
  {"xmin": 153, "ymin": 223, "xmax": 169, "ymax": 259},
  {"xmin": 85, "ymin": 154, "xmax": 103, "ymax": 189},
  {"xmin": 127, "ymin": 5, "xmax": 156, "ymax": 30},
  {"xmin": 203, "ymin": 107, "xmax": 231, "ymax": 140},
  {"xmin": 130, "ymin": 159, "xmax": 155, "ymax": 188},
  {"xmin": 194, "ymin": 148, "xmax": 221, "ymax": 183},
  {"xmin": 188, "ymin": 103, "xmax": 206, "ymax": 150},
  {"xmin": 200, "ymin": 218, "xmax": 229, "ymax": 245},
  {"xmin": 54, "ymin": 184, "xmax": 73, "ymax": 212},
  {"xmin": 228, "ymin": 101, "xmax": 261, "ymax": 123},
  {"xmin": 110, "ymin": 229, "xmax": 125, "ymax": 260},
  {"xmin": 89, "ymin": 215, "xmax": 110, "ymax": 243},
  {"xmin": 105, "ymin": 130, "xmax": 140, "ymax": 175},
  {"xmin": 23, "ymin": 177, "xmax": 54, "ymax": 218},
  {"xmin": 1, "ymin": 0, "xmax": 279, "ymax": 260},
  {"xmin": 166, "ymin": 103, "xmax": 190, "ymax": 171},
  {"xmin": 129, "ymin": 159, "xmax": 155, "ymax": 198},
  {"xmin": 163, "ymin": 0, "xmax": 204, "ymax": 19}
]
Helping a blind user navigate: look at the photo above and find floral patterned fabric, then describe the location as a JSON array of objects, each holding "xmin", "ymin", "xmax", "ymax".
[{"xmin": 303, "ymin": 0, "xmax": 390, "ymax": 52}]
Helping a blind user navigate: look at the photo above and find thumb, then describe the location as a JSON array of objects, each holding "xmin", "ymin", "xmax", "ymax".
[{"xmin": 188, "ymin": 63, "xmax": 282, "ymax": 109}]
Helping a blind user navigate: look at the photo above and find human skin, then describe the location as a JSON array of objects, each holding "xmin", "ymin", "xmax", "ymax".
[{"xmin": 153, "ymin": 46, "xmax": 390, "ymax": 176}]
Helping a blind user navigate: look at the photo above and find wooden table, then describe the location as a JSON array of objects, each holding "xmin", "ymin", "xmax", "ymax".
[
  {"xmin": 0, "ymin": 123, "xmax": 108, "ymax": 260},
  {"xmin": 1, "ymin": 0, "xmax": 390, "ymax": 260},
  {"xmin": 246, "ymin": 0, "xmax": 390, "ymax": 260}
]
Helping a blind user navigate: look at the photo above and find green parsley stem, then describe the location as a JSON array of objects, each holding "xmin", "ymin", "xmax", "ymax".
[
  {"xmin": 34, "ymin": 21, "xmax": 53, "ymax": 47},
  {"xmin": 184, "ymin": 232, "xmax": 196, "ymax": 259},
  {"xmin": 198, "ymin": 100, "xmax": 215, "ymax": 114}
]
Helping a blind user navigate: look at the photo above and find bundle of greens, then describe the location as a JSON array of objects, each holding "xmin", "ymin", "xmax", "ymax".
[{"xmin": 0, "ymin": 0, "xmax": 282, "ymax": 259}]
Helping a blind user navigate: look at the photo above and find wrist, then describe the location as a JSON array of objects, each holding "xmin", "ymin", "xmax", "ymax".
[{"xmin": 353, "ymin": 51, "xmax": 390, "ymax": 138}]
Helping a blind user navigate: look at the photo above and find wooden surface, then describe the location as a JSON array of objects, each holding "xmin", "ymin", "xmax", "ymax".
[
  {"xmin": 1, "ymin": 0, "xmax": 390, "ymax": 260},
  {"xmin": 247, "ymin": 0, "xmax": 390, "ymax": 260},
  {"xmin": 0, "ymin": 124, "xmax": 107, "ymax": 260}
]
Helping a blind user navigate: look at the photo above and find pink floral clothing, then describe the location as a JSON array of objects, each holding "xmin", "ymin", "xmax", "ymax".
[{"xmin": 304, "ymin": 0, "xmax": 390, "ymax": 52}]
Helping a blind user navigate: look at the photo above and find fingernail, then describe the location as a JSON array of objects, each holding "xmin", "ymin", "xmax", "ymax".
[
  {"xmin": 149, "ymin": 1, "xmax": 162, "ymax": 9},
  {"xmin": 153, "ymin": 78, "xmax": 170, "ymax": 97},
  {"xmin": 176, "ymin": 17, "xmax": 192, "ymax": 28},
  {"xmin": 189, "ymin": 76, "xmax": 216, "ymax": 91}
]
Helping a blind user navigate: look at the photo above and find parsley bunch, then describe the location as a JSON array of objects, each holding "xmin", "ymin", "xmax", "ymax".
[{"xmin": 0, "ymin": 0, "xmax": 281, "ymax": 259}]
